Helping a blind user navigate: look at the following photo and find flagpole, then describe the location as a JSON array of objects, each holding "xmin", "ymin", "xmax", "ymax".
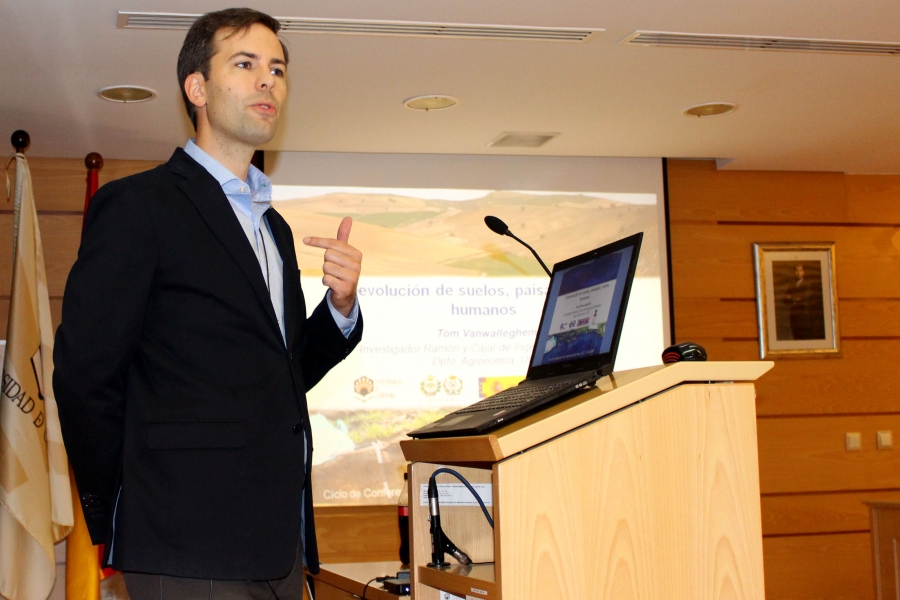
[
  {"xmin": 64, "ymin": 152, "xmax": 106, "ymax": 600},
  {"xmin": 9, "ymin": 132, "xmax": 29, "ymax": 263},
  {"xmin": 82, "ymin": 153, "xmax": 102, "ymax": 230}
]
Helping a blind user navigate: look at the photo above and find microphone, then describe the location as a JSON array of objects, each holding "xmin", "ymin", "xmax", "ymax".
[
  {"xmin": 427, "ymin": 478, "xmax": 449, "ymax": 567},
  {"xmin": 427, "ymin": 479, "xmax": 472, "ymax": 566},
  {"xmin": 484, "ymin": 215, "xmax": 508, "ymax": 235},
  {"xmin": 483, "ymin": 216, "xmax": 551, "ymax": 277}
]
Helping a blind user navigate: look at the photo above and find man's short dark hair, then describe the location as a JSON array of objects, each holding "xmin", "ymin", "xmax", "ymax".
[{"xmin": 177, "ymin": 8, "xmax": 289, "ymax": 130}]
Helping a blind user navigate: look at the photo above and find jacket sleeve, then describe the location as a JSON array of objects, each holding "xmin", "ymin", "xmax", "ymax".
[
  {"xmin": 296, "ymin": 296, "xmax": 363, "ymax": 392},
  {"xmin": 53, "ymin": 180, "xmax": 157, "ymax": 544}
]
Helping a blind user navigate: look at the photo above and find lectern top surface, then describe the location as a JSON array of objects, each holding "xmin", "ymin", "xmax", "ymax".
[{"xmin": 399, "ymin": 361, "xmax": 773, "ymax": 464}]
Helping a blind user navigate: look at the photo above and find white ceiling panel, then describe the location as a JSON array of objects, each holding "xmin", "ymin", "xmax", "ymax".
[{"xmin": 2, "ymin": 0, "xmax": 900, "ymax": 172}]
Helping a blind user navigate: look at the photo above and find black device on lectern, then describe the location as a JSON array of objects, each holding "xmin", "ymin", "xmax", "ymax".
[{"xmin": 408, "ymin": 232, "xmax": 643, "ymax": 439}]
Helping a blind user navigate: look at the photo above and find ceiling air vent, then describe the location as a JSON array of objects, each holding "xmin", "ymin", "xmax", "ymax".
[
  {"xmin": 621, "ymin": 30, "xmax": 900, "ymax": 56},
  {"xmin": 117, "ymin": 12, "xmax": 603, "ymax": 43},
  {"xmin": 488, "ymin": 132, "xmax": 559, "ymax": 148}
]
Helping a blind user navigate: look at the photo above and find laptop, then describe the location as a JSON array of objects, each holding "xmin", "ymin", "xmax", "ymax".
[{"xmin": 408, "ymin": 231, "xmax": 643, "ymax": 439}]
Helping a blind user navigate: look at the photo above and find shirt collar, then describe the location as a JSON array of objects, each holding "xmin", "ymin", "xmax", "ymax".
[{"xmin": 184, "ymin": 139, "xmax": 272, "ymax": 224}]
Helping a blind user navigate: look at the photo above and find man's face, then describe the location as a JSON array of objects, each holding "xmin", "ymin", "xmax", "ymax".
[
  {"xmin": 795, "ymin": 265, "xmax": 805, "ymax": 279},
  {"xmin": 201, "ymin": 23, "xmax": 287, "ymax": 149}
]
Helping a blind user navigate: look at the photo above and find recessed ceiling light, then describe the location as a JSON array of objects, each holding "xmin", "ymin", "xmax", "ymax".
[
  {"xmin": 98, "ymin": 85, "xmax": 157, "ymax": 103},
  {"xmin": 403, "ymin": 95, "xmax": 458, "ymax": 111},
  {"xmin": 684, "ymin": 102, "xmax": 737, "ymax": 118}
]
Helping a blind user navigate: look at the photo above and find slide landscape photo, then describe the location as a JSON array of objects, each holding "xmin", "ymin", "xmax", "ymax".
[{"xmin": 273, "ymin": 186, "xmax": 661, "ymax": 505}]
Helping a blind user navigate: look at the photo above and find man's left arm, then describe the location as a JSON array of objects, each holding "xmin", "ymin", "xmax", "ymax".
[{"xmin": 299, "ymin": 217, "xmax": 363, "ymax": 387}]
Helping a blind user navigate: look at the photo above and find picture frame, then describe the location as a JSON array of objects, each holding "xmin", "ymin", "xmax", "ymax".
[{"xmin": 753, "ymin": 242, "xmax": 840, "ymax": 359}]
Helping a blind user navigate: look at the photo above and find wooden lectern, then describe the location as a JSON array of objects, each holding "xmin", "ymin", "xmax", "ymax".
[{"xmin": 400, "ymin": 361, "xmax": 772, "ymax": 600}]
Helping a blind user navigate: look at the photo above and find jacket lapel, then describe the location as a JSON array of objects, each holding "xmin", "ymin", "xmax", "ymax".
[
  {"xmin": 167, "ymin": 149, "xmax": 282, "ymax": 337},
  {"xmin": 266, "ymin": 208, "xmax": 300, "ymax": 350}
]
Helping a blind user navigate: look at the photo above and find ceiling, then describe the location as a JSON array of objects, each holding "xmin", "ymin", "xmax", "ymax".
[{"xmin": 3, "ymin": 0, "xmax": 900, "ymax": 173}]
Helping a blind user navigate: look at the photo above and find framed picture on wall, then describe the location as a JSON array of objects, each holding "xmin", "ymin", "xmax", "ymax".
[{"xmin": 753, "ymin": 242, "xmax": 840, "ymax": 359}]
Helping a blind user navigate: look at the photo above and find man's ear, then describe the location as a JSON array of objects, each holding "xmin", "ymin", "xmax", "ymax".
[{"xmin": 184, "ymin": 72, "xmax": 207, "ymax": 109}]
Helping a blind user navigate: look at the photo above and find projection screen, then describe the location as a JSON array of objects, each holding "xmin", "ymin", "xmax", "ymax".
[{"xmin": 268, "ymin": 152, "xmax": 670, "ymax": 506}]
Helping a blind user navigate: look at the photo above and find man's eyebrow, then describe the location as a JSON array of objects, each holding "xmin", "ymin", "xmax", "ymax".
[
  {"xmin": 227, "ymin": 51, "xmax": 286, "ymax": 66},
  {"xmin": 228, "ymin": 51, "xmax": 259, "ymax": 61}
]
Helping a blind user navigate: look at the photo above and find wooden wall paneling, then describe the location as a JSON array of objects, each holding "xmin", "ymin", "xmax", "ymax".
[
  {"xmin": 0, "ymin": 298, "xmax": 7, "ymax": 339},
  {"xmin": 762, "ymin": 533, "xmax": 873, "ymax": 600},
  {"xmin": 0, "ymin": 214, "xmax": 80, "ymax": 333},
  {"xmin": 846, "ymin": 175, "xmax": 900, "ymax": 223},
  {"xmin": 666, "ymin": 160, "xmax": 849, "ymax": 224},
  {"xmin": 24, "ymin": 157, "xmax": 163, "ymax": 212},
  {"xmin": 675, "ymin": 298, "xmax": 758, "ymax": 339},
  {"xmin": 666, "ymin": 160, "xmax": 900, "ymax": 599},
  {"xmin": 676, "ymin": 298, "xmax": 900, "ymax": 341},
  {"xmin": 761, "ymin": 491, "xmax": 900, "ymax": 536},
  {"xmin": 0, "ymin": 214, "xmax": 11, "ymax": 303},
  {"xmin": 840, "ymin": 298, "xmax": 900, "ymax": 337},
  {"xmin": 757, "ymin": 415, "xmax": 900, "ymax": 494},
  {"xmin": 671, "ymin": 223, "xmax": 900, "ymax": 300},
  {"xmin": 754, "ymin": 340, "xmax": 900, "ymax": 416},
  {"xmin": 313, "ymin": 505, "xmax": 399, "ymax": 564},
  {"xmin": 659, "ymin": 338, "xmax": 900, "ymax": 416},
  {"xmin": 40, "ymin": 214, "xmax": 82, "ymax": 297}
]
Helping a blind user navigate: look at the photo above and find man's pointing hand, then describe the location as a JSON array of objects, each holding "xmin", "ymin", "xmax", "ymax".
[{"xmin": 303, "ymin": 217, "xmax": 361, "ymax": 317}]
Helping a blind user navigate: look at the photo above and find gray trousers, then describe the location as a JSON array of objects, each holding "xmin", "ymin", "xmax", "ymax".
[{"xmin": 123, "ymin": 543, "xmax": 306, "ymax": 600}]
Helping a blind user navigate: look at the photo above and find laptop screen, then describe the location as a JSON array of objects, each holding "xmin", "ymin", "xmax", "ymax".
[{"xmin": 526, "ymin": 232, "xmax": 643, "ymax": 378}]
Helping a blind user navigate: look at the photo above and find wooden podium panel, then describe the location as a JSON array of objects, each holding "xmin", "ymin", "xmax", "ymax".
[
  {"xmin": 497, "ymin": 383, "xmax": 763, "ymax": 599},
  {"xmin": 402, "ymin": 362, "xmax": 771, "ymax": 600}
]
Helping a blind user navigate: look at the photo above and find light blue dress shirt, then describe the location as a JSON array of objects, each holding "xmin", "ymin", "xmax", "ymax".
[{"xmin": 184, "ymin": 140, "xmax": 358, "ymax": 340}]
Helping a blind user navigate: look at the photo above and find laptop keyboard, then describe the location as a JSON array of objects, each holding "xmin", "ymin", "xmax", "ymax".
[{"xmin": 455, "ymin": 381, "xmax": 574, "ymax": 414}]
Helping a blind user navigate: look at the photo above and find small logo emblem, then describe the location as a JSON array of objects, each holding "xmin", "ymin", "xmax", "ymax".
[
  {"xmin": 420, "ymin": 376, "xmax": 441, "ymax": 397},
  {"xmin": 354, "ymin": 376, "xmax": 374, "ymax": 399},
  {"xmin": 443, "ymin": 375, "xmax": 463, "ymax": 395}
]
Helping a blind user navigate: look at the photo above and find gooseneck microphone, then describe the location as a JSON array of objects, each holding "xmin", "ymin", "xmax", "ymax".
[
  {"xmin": 484, "ymin": 216, "xmax": 552, "ymax": 277},
  {"xmin": 427, "ymin": 478, "xmax": 472, "ymax": 566}
]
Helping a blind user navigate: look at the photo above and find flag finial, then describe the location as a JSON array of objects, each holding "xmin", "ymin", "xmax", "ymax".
[
  {"xmin": 85, "ymin": 152, "xmax": 103, "ymax": 171},
  {"xmin": 11, "ymin": 130, "xmax": 29, "ymax": 153}
]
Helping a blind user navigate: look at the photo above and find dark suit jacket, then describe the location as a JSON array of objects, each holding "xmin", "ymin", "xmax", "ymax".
[{"xmin": 53, "ymin": 148, "xmax": 361, "ymax": 580}]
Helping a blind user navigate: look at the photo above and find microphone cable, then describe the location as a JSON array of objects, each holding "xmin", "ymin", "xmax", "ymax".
[{"xmin": 429, "ymin": 468, "xmax": 494, "ymax": 528}]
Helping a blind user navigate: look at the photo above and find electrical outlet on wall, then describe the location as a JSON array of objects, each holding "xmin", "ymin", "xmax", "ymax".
[
  {"xmin": 845, "ymin": 432, "xmax": 862, "ymax": 451},
  {"xmin": 877, "ymin": 430, "xmax": 893, "ymax": 450}
]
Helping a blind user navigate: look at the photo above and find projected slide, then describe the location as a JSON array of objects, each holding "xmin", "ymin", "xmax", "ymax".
[{"xmin": 272, "ymin": 185, "xmax": 663, "ymax": 505}]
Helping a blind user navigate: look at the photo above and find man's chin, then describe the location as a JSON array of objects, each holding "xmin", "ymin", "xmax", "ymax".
[{"xmin": 241, "ymin": 124, "xmax": 278, "ymax": 148}]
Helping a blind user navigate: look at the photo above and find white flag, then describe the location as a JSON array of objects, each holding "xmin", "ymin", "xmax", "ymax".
[{"xmin": 0, "ymin": 153, "xmax": 73, "ymax": 600}]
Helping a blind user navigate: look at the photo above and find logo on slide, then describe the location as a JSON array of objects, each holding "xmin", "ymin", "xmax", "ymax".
[
  {"xmin": 354, "ymin": 376, "xmax": 374, "ymax": 399},
  {"xmin": 443, "ymin": 376, "xmax": 463, "ymax": 395},
  {"xmin": 420, "ymin": 376, "xmax": 441, "ymax": 397}
]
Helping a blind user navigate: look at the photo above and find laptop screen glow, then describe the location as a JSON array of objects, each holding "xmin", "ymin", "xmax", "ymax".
[{"xmin": 531, "ymin": 246, "xmax": 634, "ymax": 367}]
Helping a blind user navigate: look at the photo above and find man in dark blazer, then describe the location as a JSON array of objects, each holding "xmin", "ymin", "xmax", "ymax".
[{"xmin": 53, "ymin": 9, "xmax": 361, "ymax": 599}]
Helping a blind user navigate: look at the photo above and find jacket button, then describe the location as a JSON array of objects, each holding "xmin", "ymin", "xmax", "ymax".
[
  {"xmin": 293, "ymin": 422, "xmax": 302, "ymax": 433},
  {"xmin": 288, "ymin": 353, "xmax": 294, "ymax": 360}
]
